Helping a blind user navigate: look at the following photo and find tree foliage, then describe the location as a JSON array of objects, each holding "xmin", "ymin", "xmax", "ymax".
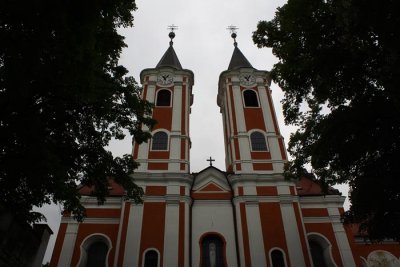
[
  {"xmin": 254, "ymin": 0, "xmax": 400, "ymax": 240},
  {"xmin": 0, "ymin": 0, "xmax": 155, "ymax": 222}
]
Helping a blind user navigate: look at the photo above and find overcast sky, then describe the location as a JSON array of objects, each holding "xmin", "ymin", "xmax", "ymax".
[
  {"xmin": 39, "ymin": 0, "xmax": 349, "ymax": 263},
  {"xmin": 116, "ymin": 0, "xmax": 291, "ymax": 172}
]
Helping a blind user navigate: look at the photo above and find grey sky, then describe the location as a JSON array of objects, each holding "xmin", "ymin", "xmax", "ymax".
[
  {"xmin": 116, "ymin": 0, "xmax": 291, "ymax": 172},
  {"xmin": 38, "ymin": 0, "xmax": 349, "ymax": 263}
]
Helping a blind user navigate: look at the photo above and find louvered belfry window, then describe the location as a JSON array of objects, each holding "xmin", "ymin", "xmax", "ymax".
[
  {"xmin": 243, "ymin": 90, "xmax": 259, "ymax": 107},
  {"xmin": 152, "ymin": 131, "xmax": 168, "ymax": 150},
  {"xmin": 156, "ymin": 89, "xmax": 171, "ymax": 106},
  {"xmin": 250, "ymin": 131, "xmax": 268, "ymax": 151}
]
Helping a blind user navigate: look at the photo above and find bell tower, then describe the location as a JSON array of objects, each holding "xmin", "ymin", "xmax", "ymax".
[
  {"xmin": 133, "ymin": 29, "xmax": 194, "ymax": 173},
  {"xmin": 127, "ymin": 30, "xmax": 194, "ymax": 267},
  {"xmin": 217, "ymin": 31, "xmax": 312, "ymax": 267},
  {"xmin": 217, "ymin": 32, "xmax": 287, "ymax": 174}
]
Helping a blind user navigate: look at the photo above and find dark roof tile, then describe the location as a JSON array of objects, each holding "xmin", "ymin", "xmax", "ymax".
[
  {"xmin": 156, "ymin": 44, "xmax": 182, "ymax": 70},
  {"xmin": 228, "ymin": 46, "xmax": 253, "ymax": 70}
]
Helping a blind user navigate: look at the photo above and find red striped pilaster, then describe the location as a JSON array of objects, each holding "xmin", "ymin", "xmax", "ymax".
[
  {"xmin": 178, "ymin": 202, "xmax": 185, "ymax": 267},
  {"xmin": 240, "ymin": 203, "xmax": 251, "ymax": 266},
  {"xmin": 117, "ymin": 202, "xmax": 131, "ymax": 267}
]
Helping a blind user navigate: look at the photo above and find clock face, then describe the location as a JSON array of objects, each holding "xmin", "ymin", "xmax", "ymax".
[
  {"xmin": 240, "ymin": 74, "xmax": 256, "ymax": 86},
  {"xmin": 157, "ymin": 73, "xmax": 174, "ymax": 85}
]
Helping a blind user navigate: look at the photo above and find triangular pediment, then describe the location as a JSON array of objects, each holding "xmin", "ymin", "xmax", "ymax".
[
  {"xmin": 198, "ymin": 183, "xmax": 225, "ymax": 192},
  {"xmin": 192, "ymin": 166, "xmax": 231, "ymax": 193},
  {"xmin": 191, "ymin": 167, "xmax": 232, "ymax": 200}
]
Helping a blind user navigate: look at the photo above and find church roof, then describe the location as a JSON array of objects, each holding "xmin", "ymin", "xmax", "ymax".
[
  {"xmin": 156, "ymin": 42, "xmax": 183, "ymax": 70},
  {"xmin": 296, "ymin": 176, "xmax": 341, "ymax": 196},
  {"xmin": 78, "ymin": 178, "xmax": 125, "ymax": 197},
  {"xmin": 227, "ymin": 45, "xmax": 254, "ymax": 70}
]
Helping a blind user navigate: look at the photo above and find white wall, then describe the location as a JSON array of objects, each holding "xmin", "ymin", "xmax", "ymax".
[{"xmin": 191, "ymin": 200, "xmax": 238, "ymax": 267}]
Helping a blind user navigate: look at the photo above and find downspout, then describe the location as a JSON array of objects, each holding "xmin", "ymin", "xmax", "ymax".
[
  {"xmin": 227, "ymin": 173, "xmax": 241, "ymax": 267},
  {"xmin": 189, "ymin": 173, "xmax": 195, "ymax": 267}
]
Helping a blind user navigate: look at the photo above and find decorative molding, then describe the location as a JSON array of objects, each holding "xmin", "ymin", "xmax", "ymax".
[
  {"xmin": 61, "ymin": 217, "xmax": 120, "ymax": 224},
  {"xmin": 299, "ymin": 195, "xmax": 346, "ymax": 207},
  {"xmin": 232, "ymin": 195, "xmax": 299, "ymax": 204},
  {"xmin": 131, "ymin": 172, "xmax": 192, "ymax": 184},
  {"xmin": 142, "ymin": 195, "xmax": 192, "ymax": 204},
  {"xmin": 303, "ymin": 217, "xmax": 332, "ymax": 224},
  {"xmin": 192, "ymin": 199, "xmax": 232, "ymax": 205},
  {"xmin": 279, "ymin": 195, "xmax": 294, "ymax": 204}
]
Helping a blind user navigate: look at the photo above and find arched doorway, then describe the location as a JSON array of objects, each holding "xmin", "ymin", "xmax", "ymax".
[{"xmin": 200, "ymin": 234, "xmax": 227, "ymax": 267}]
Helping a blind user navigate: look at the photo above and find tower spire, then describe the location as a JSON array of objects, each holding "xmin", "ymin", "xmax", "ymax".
[
  {"xmin": 226, "ymin": 25, "xmax": 253, "ymax": 70},
  {"xmin": 156, "ymin": 24, "xmax": 182, "ymax": 69}
]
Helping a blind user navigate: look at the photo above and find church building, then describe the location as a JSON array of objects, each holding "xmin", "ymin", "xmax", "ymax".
[{"xmin": 50, "ymin": 31, "xmax": 400, "ymax": 267}]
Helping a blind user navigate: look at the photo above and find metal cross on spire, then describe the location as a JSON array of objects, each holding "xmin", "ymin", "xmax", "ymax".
[
  {"xmin": 168, "ymin": 24, "xmax": 179, "ymax": 32},
  {"xmin": 206, "ymin": 156, "xmax": 215, "ymax": 167},
  {"xmin": 227, "ymin": 25, "xmax": 238, "ymax": 34},
  {"xmin": 227, "ymin": 25, "xmax": 239, "ymax": 46},
  {"xmin": 167, "ymin": 24, "xmax": 178, "ymax": 46}
]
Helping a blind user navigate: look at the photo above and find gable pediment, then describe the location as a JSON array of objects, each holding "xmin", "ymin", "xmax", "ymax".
[
  {"xmin": 192, "ymin": 167, "xmax": 230, "ymax": 192},
  {"xmin": 198, "ymin": 182, "xmax": 225, "ymax": 192},
  {"xmin": 191, "ymin": 167, "xmax": 232, "ymax": 201}
]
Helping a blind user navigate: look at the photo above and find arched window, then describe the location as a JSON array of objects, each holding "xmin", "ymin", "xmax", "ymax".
[
  {"xmin": 77, "ymin": 234, "xmax": 111, "ymax": 267},
  {"xmin": 86, "ymin": 241, "xmax": 108, "ymax": 267},
  {"xmin": 151, "ymin": 131, "xmax": 168, "ymax": 150},
  {"xmin": 201, "ymin": 235, "xmax": 225, "ymax": 267},
  {"xmin": 271, "ymin": 249, "xmax": 286, "ymax": 267},
  {"xmin": 309, "ymin": 240, "xmax": 328, "ymax": 267},
  {"xmin": 250, "ymin": 131, "xmax": 268, "ymax": 151},
  {"xmin": 144, "ymin": 249, "xmax": 159, "ymax": 267},
  {"xmin": 243, "ymin": 90, "xmax": 259, "ymax": 107},
  {"xmin": 308, "ymin": 234, "xmax": 337, "ymax": 267},
  {"xmin": 156, "ymin": 89, "xmax": 171, "ymax": 106}
]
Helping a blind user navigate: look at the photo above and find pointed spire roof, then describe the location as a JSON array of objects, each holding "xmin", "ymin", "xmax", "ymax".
[
  {"xmin": 156, "ymin": 31, "xmax": 182, "ymax": 70},
  {"xmin": 228, "ymin": 46, "xmax": 253, "ymax": 70},
  {"xmin": 227, "ymin": 30, "xmax": 254, "ymax": 70}
]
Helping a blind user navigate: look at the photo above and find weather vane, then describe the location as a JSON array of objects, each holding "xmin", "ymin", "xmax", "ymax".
[
  {"xmin": 167, "ymin": 24, "xmax": 178, "ymax": 45},
  {"xmin": 227, "ymin": 25, "xmax": 238, "ymax": 46}
]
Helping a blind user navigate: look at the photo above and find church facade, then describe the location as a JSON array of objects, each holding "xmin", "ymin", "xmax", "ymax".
[{"xmin": 50, "ymin": 33, "xmax": 400, "ymax": 267}]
